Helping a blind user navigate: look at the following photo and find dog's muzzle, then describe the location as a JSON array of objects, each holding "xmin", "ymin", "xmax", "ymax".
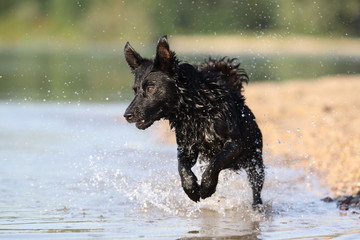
[{"xmin": 123, "ymin": 112, "xmax": 154, "ymax": 130}]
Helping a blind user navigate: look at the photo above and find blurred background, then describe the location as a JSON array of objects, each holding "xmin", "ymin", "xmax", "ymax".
[
  {"xmin": 0, "ymin": 1, "xmax": 360, "ymax": 238},
  {"xmin": 0, "ymin": 0, "xmax": 359, "ymax": 102}
]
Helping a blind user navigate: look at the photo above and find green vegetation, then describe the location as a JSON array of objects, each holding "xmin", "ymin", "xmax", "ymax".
[
  {"xmin": 0, "ymin": 0, "xmax": 359, "ymax": 102},
  {"xmin": 0, "ymin": 0, "xmax": 359, "ymax": 44}
]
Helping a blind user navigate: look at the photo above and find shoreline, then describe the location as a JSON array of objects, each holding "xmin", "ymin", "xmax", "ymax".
[{"xmin": 171, "ymin": 35, "xmax": 360, "ymax": 57}]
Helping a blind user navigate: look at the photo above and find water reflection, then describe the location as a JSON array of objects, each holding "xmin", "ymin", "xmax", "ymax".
[
  {"xmin": 178, "ymin": 214, "xmax": 262, "ymax": 240},
  {"xmin": 0, "ymin": 48, "xmax": 359, "ymax": 102},
  {"xmin": 0, "ymin": 48, "xmax": 132, "ymax": 102}
]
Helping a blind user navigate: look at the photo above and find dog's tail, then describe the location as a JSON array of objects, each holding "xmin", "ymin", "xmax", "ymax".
[{"xmin": 198, "ymin": 57, "xmax": 249, "ymax": 95}]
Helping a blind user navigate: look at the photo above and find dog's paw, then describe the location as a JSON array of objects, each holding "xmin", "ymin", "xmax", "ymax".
[
  {"xmin": 200, "ymin": 181, "xmax": 217, "ymax": 199},
  {"xmin": 183, "ymin": 182, "xmax": 201, "ymax": 202},
  {"xmin": 185, "ymin": 187, "xmax": 201, "ymax": 202},
  {"xmin": 200, "ymin": 169, "xmax": 219, "ymax": 199},
  {"xmin": 181, "ymin": 174, "xmax": 201, "ymax": 202}
]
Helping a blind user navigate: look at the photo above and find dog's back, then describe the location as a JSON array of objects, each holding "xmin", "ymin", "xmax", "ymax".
[
  {"xmin": 197, "ymin": 57, "xmax": 249, "ymax": 99},
  {"xmin": 175, "ymin": 59, "xmax": 262, "ymax": 165}
]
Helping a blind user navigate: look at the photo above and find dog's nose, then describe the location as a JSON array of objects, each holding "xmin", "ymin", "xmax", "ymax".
[{"xmin": 123, "ymin": 112, "xmax": 134, "ymax": 122}]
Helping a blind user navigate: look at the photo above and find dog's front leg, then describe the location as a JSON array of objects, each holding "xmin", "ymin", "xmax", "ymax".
[
  {"xmin": 200, "ymin": 140, "xmax": 240, "ymax": 199},
  {"xmin": 177, "ymin": 147, "xmax": 201, "ymax": 202}
]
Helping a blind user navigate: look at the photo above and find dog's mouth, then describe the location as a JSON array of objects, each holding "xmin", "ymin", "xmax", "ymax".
[{"xmin": 135, "ymin": 119, "xmax": 155, "ymax": 130}]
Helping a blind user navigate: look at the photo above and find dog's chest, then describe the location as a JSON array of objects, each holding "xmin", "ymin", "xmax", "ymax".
[{"xmin": 180, "ymin": 118, "xmax": 224, "ymax": 157}]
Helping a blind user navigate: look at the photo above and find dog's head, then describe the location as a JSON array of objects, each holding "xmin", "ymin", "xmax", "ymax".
[{"xmin": 123, "ymin": 36, "xmax": 179, "ymax": 130}]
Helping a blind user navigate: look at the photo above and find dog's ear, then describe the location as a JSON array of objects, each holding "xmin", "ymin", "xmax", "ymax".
[
  {"xmin": 124, "ymin": 42, "xmax": 143, "ymax": 70},
  {"xmin": 155, "ymin": 35, "xmax": 171, "ymax": 71}
]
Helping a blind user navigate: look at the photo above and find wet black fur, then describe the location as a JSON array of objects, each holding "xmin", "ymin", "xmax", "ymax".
[{"xmin": 123, "ymin": 36, "xmax": 264, "ymax": 207}]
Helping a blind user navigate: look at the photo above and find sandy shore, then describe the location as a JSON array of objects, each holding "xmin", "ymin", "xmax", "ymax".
[
  {"xmin": 171, "ymin": 35, "xmax": 360, "ymax": 57},
  {"xmin": 154, "ymin": 75, "xmax": 360, "ymax": 196}
]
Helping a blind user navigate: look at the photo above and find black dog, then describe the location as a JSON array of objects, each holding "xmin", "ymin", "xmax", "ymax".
[{"xmin": 123, "ymin": 36, "xmax": 264, "ymax": 208}]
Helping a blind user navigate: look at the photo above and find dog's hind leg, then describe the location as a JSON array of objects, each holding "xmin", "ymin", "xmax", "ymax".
[
  {"xmin": 200, "ymin": 140, "xmax": 241, "ymax": 199},
  {"xmin": 245, "ymin": 157, "xmax": 265, "ymax": 209},
  {"xmin": 178, "ymin": 147, "xmax": 201, "ymax": 202}
]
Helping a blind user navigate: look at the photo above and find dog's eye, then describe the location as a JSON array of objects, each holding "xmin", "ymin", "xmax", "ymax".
[
  {"xmin": 133, "ymin": 87, "xmax": 138, "ymax": 94},
  {"xmin": 146, "ymin": 86, "xmax": 156, "ymax": 94}
]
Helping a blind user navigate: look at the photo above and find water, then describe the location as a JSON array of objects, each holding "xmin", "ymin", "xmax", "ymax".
[
  {"xmin": 0, "ymin": 48, "xmax": 359, "ymax": 102},
  {"xmin": 1, "ymin": 102, "xmax": 359, "ymax": 239}
]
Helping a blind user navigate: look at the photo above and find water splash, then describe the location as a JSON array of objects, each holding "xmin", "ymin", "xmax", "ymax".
[{"xmin": 80, "ymin": 147, "xmax": 322, "ymax": 221}]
